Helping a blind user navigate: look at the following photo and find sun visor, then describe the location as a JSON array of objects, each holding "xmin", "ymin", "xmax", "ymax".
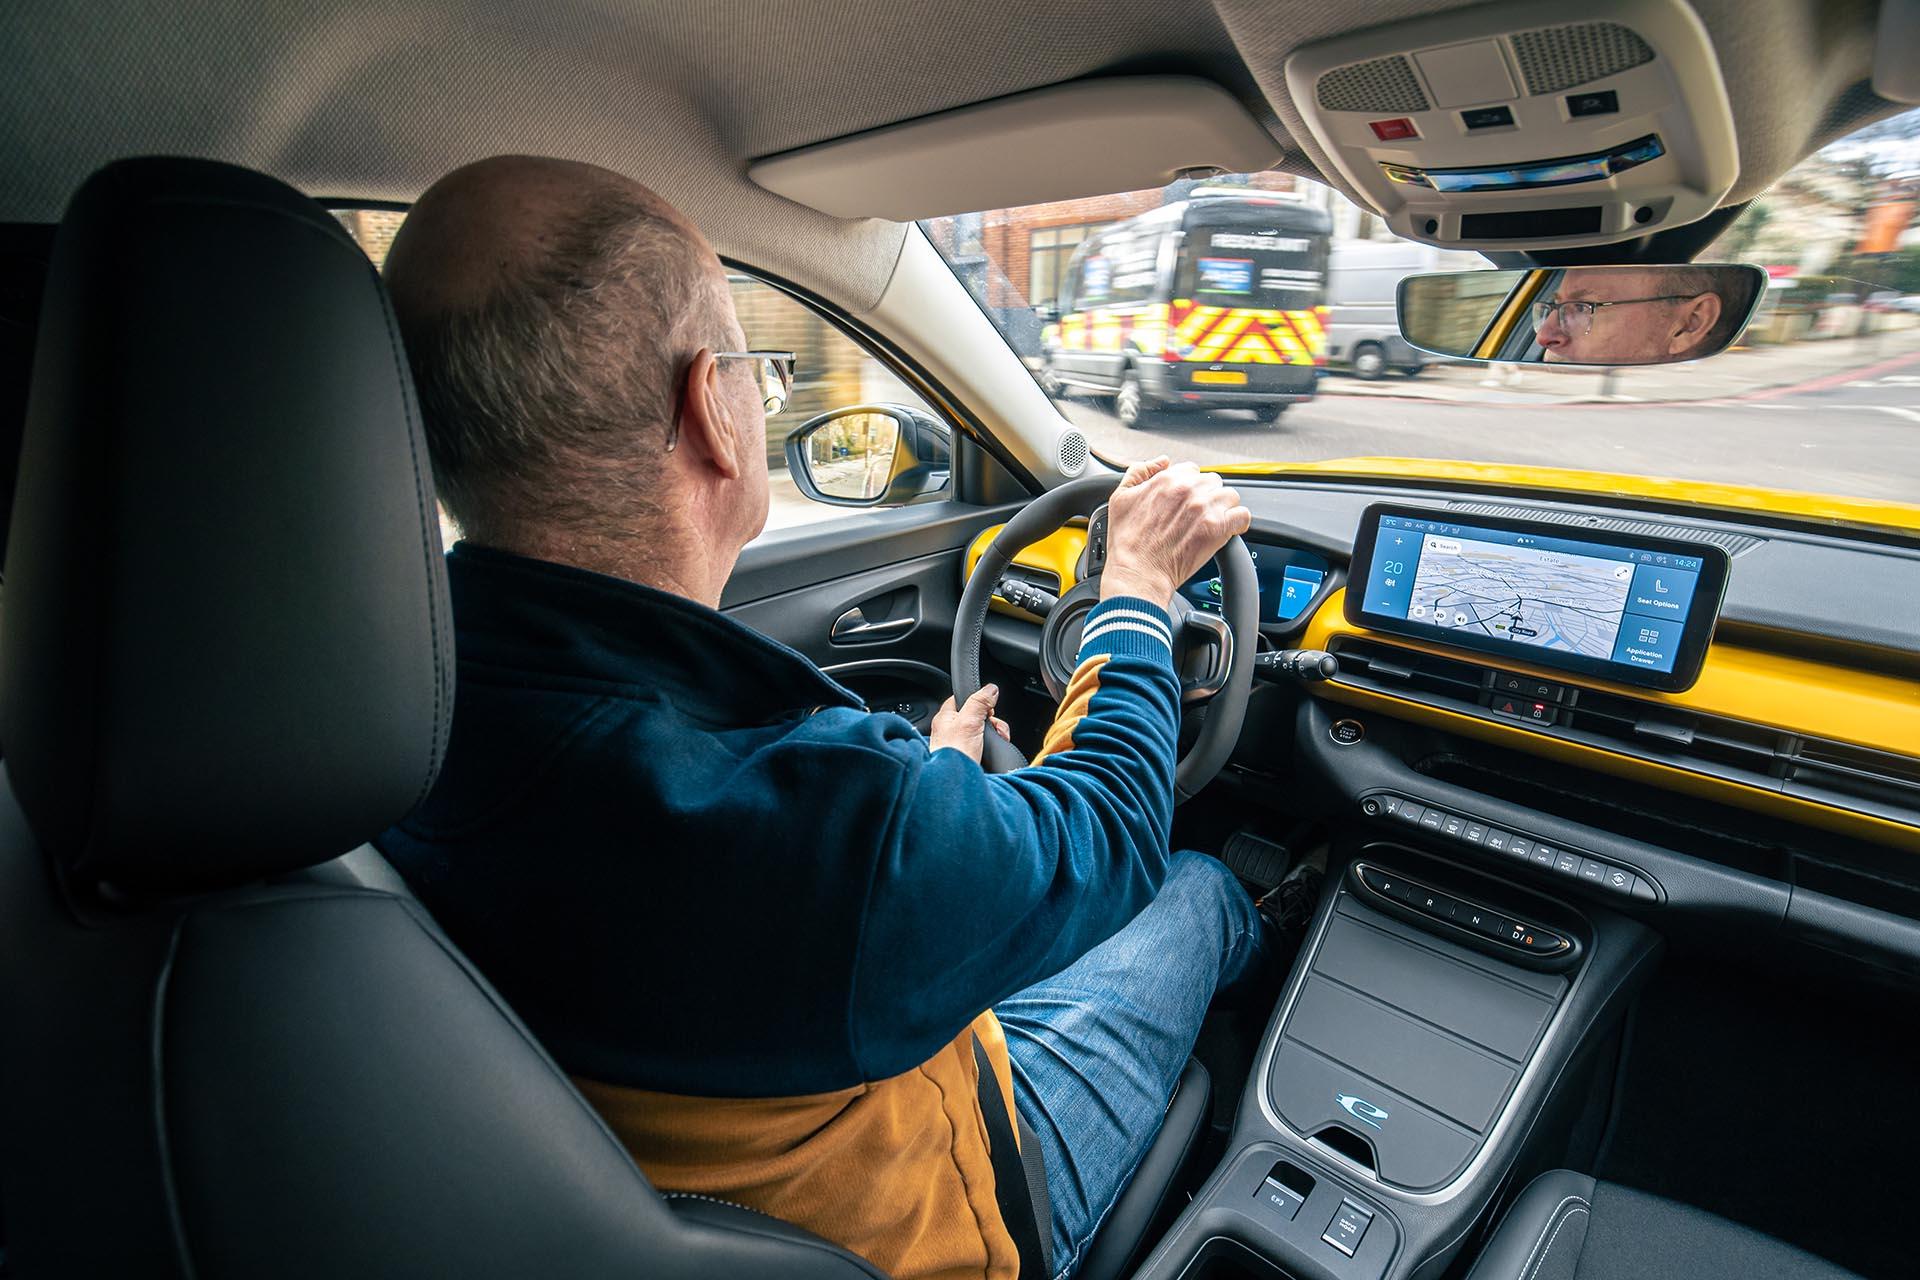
[
  {"xmin": 1283, "ymin": 0, "xmax": 1737, "ymax": 252},
  {"xmin": 748, "ymin": 76, "xmax": 1281, "ymax": 222}
]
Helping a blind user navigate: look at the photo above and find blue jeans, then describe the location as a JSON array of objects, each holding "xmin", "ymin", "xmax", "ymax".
[{"xmin": 994, "ymin": 851, "xmax": 1269, "ymax": 1279}]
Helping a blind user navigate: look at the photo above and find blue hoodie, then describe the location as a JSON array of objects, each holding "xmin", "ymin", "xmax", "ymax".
[{"xmin": 377, "ymin": 542, "xmax": 1185, "ymax": 1280}]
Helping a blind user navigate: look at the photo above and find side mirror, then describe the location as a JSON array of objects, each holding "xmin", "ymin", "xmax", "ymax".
[
  {"xmin": 784, "ymin": 405, "xmax": 951, "ymax": 508},
  {"xmin": 1396, "ymin": 263, "xmax": 1768, "ymax": 366}
]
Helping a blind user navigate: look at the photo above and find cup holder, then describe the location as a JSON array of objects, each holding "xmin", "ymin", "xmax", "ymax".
[{"xmin": 1174, "ymin": 1237, "xmax": 1299, "ymax": 1279}]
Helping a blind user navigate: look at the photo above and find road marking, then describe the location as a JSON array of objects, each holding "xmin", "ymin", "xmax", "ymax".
[{"xmin": 1810, "ymin": 404, "xmax": 1920, "ymax": 422}]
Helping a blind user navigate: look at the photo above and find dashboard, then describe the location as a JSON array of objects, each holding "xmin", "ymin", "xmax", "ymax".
[{"xmin": 971, "ymin": 477, "xmax": 1920, "ymax": 959}]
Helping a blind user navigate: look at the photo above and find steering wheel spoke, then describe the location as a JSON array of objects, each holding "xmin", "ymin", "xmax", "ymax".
[{"xmin": 1174, "ymin": 604, "xmax": 1234, "ymax": 704}]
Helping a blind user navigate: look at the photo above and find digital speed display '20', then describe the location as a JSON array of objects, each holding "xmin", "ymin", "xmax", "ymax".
[{"xmin": 1347, "ymin": 505, "xmax": 1730, "ymax": 693}]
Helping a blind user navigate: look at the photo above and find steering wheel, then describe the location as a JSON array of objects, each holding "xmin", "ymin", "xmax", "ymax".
[{"xmin": 951, "ymin": 475, "xmax": 1258, "ymax": 802}]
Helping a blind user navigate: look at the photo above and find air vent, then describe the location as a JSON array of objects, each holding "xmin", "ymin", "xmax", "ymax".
[
  {"xmin": 1324, "ymin": 635, "xmax": 1920, "ymax": 833},
  {"xmin": 1057, "ymin": 429, "xmax": 1089, "ymax": 476},
  {"xmin": 1560, "ymin": 688, "xmax": 1788, "ymax": 783},
  {"xmin": 1510, "ymin": 22, "xmax": 1655, "ymax": 95},
  {"xmin": 1788, "ymin": 741, "xmax": 1920, "ymax": 823},
  {"xmin": 1330, "ymin": 636, "xmax": 1488, "ymax": 702},
  {"xmin": 1444, "ymin": 502, "xmax": 1764, "ymax": 557},
  {"xmin": 1317, "ymin": 56, "xmax": 1431, "ymax": 113},
  {"xmin": 1001, "ymin": 564, "xmax": 1061, "ymax": 596}
]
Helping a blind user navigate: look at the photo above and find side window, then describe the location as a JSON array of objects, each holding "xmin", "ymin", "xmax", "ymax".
[
  {"xmin": 332, "ymin": 210, "xmax": 950, "ymax": 540},
  {"xmin": 727, "ymin": 272, "xmax": 951, "ymax": 536}
]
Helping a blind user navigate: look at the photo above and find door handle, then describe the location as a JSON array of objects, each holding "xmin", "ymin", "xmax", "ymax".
[{"xmin": 832, "ymin": 606, "xmax": 917, "ymax": 644}]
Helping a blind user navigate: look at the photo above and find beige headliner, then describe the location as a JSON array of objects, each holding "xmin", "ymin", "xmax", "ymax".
[{"xmin": 0, "ymin": 0, "xmax": 1899, "ymax": 314}]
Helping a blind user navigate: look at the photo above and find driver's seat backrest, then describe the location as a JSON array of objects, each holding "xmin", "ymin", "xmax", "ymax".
[{"xmin": 0, "ymin": 156, "xmax": 883, "ymax": 1279}]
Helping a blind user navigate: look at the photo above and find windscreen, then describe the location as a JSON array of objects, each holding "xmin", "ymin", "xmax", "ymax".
[{"xmin": 920, "ymin": 106, "xmax": 1920, "ymax": 516}]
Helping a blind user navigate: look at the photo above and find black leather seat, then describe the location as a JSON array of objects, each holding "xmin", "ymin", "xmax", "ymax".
[
  {"xmin": 1468, "ymin": 1171, "xmax": 1861, "ymax": 1280},
  {"xmin": 0, "ymin": 156, "xmax": 884, "ymax": 1279},
  {"xmin": 0, "ymin": 156, "xmax": 1206, "ymax": 1278}
]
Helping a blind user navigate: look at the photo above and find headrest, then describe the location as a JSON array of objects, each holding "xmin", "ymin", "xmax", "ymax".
[{"xmin": 0, "ymin": 158, "xmax": 453, "ymax": 892}]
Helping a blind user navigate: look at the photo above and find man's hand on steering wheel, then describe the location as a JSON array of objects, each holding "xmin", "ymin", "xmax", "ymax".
[
  {"xmin": 1099, "ymin": 457, "xmax": 1253, "ymax": 609},
  {"xmin": 929, "ymin": 684, "xmax": 1012, "ymax": 762}
]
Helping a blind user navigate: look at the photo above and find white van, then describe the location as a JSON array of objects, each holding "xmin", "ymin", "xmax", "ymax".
[{"xmin": 1325, "ymin": 239, "xmax": 1475, "ymax": 379}]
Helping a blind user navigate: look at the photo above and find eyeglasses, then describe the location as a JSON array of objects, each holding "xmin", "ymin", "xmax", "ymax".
[
  {"xmin": 715, "ymin": 350, "xmax": 797, "ymax": 415},
  {"xmin": 1531, "ymin": 295, "xmax": 1702, "ymax": 336}
]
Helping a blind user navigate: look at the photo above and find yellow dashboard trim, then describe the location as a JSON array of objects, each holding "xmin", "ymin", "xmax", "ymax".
[
  {"xmin": 1303, "ymin": 589, "xmax": 1920, "ymax": 852},
  {"xmin": 965, "ymin": 522, "xmax": 1087, "ymax": 622},
  {"xmin": 1206, "ymin": 459, "xmax": 1920, "ymax": 537}
]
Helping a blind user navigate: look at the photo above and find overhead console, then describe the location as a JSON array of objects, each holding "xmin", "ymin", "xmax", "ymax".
[{"xmin": 1283, "ymin": 0, "xmax": 1738, "ymax": 250}]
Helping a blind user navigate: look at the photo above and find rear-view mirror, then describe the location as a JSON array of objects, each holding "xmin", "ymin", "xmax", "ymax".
[{"xmin": 1397, "ymin": 264, "xmax": 1768, "ymax": 366}]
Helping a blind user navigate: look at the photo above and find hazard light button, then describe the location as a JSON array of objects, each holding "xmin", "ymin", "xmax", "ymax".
[{"xmin": 1492, "ymin": 695, "xmax": 1556, "ymax": 726}]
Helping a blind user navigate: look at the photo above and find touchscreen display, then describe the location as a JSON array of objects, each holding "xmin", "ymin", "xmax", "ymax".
[
  {"xmin": 1349, "ymin": 508, "xmax": 1727, "ymax": 690},
  {"xmin": 1181, "ymin": 545, "xmax": 1329, "ymax": 624}
]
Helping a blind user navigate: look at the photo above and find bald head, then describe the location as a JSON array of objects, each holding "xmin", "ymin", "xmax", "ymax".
[{"xmin": 386, "ymin": 155, "xmax": 739, "ymax": 544}]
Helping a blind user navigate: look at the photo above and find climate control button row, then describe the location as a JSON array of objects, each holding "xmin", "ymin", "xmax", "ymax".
[{"xmin": 1358, "ymin": 792, "xmax": 1656, "ymax": 902}]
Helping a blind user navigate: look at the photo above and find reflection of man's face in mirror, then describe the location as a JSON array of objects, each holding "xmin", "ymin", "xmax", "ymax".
[{"xmin": 1535, "ymin": 268, "xmax": 1725, "ymax": 365}]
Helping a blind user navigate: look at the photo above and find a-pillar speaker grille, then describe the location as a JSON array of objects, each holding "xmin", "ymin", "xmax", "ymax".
[
  {"xmin": 1511, "ymin": 22, "xmax": 1654, "ymax": 94},
  {"xmin": 1057, "ymin": 430, "xmax": 1089, "ymax": 476},
  {"xmin": 1316, "ymin": 56, "xmax": 1431, "ymax": 113}
]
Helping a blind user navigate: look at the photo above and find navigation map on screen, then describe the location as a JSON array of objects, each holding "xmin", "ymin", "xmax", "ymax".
[
  {"xmin": 1359, "ymin": 514, "xmax": 1706, "ymax": 675},
  {"xmin": 1406, "ymin": 535, "xmax": 1632, "ymax": 660}
]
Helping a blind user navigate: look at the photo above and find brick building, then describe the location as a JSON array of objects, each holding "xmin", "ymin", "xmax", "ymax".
[{"xmin": 925, "ymin": 171, "xmax": 1304, "ymax": 355}]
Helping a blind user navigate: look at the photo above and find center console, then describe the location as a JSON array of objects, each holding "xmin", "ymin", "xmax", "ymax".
[{"xmin": 1132, "ymin": 843, "xmax": 1660, "ymax": 1280}]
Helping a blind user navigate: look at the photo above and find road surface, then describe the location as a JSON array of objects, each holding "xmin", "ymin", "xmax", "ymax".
[{"xmin": 1058, "ymin": 354, "xmax": 1920, "ymax": 503}]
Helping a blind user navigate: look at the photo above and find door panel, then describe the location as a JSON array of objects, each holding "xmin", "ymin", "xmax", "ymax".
[
  {"xmin": 723, "ymin": 499, "xmax": 1036, "ymax": 734},
  {"xmin": 725, "ymin": 547, "xmax": 962, "ymax": 671}
]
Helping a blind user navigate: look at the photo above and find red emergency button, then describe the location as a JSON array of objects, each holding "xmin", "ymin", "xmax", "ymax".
[{"xmin": 1369, "ymin": 118, "xmax": 1419, "ymax": 141}]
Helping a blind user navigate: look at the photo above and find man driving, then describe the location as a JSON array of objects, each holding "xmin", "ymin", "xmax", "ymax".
[
  {"xmin": 377, "ymin": 155, "xmax": 1297, "ymax": 1280},
  {"xmin": 1534, "ymin": 265, "xmax": 1749, "ymax": 364}
]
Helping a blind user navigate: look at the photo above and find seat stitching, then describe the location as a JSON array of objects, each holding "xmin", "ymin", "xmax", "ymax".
[
  {"xmin": 151, "ymin": 917, "xmax": 201, "ymax": 1280},
  {"xmin": 1524, "ymin": 1199, "xmax": 1589, "ymax": 1280},
  {"xmin": 1516, "ymin": 1196, "xmax": 1586, "ymax": 1279}
]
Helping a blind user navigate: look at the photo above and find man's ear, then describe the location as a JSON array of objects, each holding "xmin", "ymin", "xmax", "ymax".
[
  {"xmin": 675, "ymin": 348, "xmax": 743, "ymax": 479},
  {"xmin": 1670, "ymin": 294, "xmax": 1722, "ymax": 354}
]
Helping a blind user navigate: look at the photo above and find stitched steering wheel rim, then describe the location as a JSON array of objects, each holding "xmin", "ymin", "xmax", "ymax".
[{"xmin": 951, "ymin": 475, "xmax": 1258, "ymax": 801}]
